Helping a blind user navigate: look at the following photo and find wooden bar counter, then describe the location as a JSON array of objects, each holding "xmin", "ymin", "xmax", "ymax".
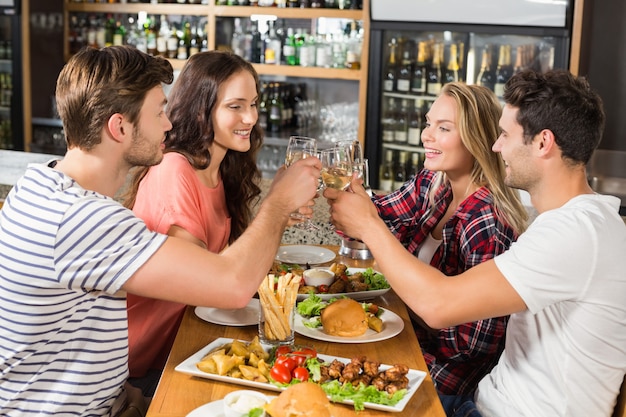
[{"xmin": 146, "ymin": 246, "xmax": 445, "ymax": 417}]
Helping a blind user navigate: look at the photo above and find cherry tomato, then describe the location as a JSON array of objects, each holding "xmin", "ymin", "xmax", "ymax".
[
  {"xmin": 275, "ymin": 355, "xmax": 297, "ymax": 372},
  {"xmin": 270, "ymin": 364, "xmax": 292, "ymax": 384},
  {"xmin": 275, "ymin": 345, "xmax": 293, "ymax": 357},
  {"xmin": 294, "ymin": 347, "xmax": 317, "ymax": 358},
  {"xmin": 290, "ymin": 354, "xmax": 308, "ymax": 367},
  {"xmin": 292, "ymin": 366, "xmax": 309, "ymax": 382},
  {"xmin": 318, "ymin": 284, "xmax": 329, "ymax": 293},
  {"xmin": 368, "ymin": 303, "xmax": 379, "ymax": 315}
]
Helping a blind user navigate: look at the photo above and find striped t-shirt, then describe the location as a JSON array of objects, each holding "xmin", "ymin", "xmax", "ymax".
[{"xmin": 0, "ymin": 162, "xmax": 167, "ymax": 416}]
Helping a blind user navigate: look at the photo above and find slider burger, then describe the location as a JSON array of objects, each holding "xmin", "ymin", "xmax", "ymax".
[
  {"xmin": 265, "ymin": 382, "xmax": 332, "ymax": 417},
  {"xmin": 321, "ymin": 298, "xmax": 368, "ymax": 337}
]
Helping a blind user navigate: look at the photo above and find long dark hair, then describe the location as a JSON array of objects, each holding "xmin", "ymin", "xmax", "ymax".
[{"xmin": 124, "ymin": 51, "xmax": 263, "ymax": 243}]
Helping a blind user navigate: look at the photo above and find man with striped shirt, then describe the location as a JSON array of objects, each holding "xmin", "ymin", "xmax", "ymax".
[{"xmin": 0, "ymin": 46, "xmax": 320, "ymax": 416}]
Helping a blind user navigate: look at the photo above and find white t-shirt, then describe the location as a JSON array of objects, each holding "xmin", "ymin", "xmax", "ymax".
[
  {"xmin": 476, "ymin": 194, "xmax": 626, "ymax": 417},
  {"xmin": 0, "ymin": 163, "xmax": 167, "ymax": 416}
]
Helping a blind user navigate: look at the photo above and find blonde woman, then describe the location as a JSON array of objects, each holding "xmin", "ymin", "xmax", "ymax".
[{"xmin": 368, "ymin": 82, "xmax": 527, "ymax": 395}]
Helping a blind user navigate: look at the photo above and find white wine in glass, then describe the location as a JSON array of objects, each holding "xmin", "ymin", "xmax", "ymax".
[{"xmin": 320, "ymin": 147, "xmax": 353, "ymax": 190}]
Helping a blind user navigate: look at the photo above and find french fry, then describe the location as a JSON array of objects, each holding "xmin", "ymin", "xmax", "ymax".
[{"xmin": 258, "ymin": 273, "xmax": 302, "ymax": 342}]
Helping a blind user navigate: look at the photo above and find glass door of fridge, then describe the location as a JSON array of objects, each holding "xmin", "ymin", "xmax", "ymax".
[{"xmin": 371, "ymin": 27, "xmax": 568, "ymax": 192}]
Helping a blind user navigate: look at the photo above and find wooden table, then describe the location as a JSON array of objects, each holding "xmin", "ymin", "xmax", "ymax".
[{"xmin": 146, "ymin": 246, "xmax": 445, "ymax": 417}]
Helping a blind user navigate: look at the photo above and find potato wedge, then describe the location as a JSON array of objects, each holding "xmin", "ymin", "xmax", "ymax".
[{"xmin": 368, "ymin": 315, "xmax": 384, "ymax": 333}]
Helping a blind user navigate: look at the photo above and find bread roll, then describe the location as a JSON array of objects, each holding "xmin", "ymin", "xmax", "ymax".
[{"xmin": 321, "ymin": 298, "xmax": 368, "ymax": 337}]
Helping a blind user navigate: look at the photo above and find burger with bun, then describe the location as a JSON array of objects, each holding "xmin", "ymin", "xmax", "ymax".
[
  {"xmin": 264, "ymin": 381, "xmax": 332, "ymax": 417},
  {"xmin": 321, "ymin": 298, "xmax": 368, "ymax": 337}
]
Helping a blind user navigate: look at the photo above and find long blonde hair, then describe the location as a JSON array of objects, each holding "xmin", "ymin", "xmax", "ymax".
[{"xmin": 428, "ymin": 82, "xmax": 528, "ymax": 234}]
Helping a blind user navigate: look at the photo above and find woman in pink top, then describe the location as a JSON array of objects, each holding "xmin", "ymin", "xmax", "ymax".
[{"xmin": 123, "ymin": 51, "xmax": 263, "ymax": 394}]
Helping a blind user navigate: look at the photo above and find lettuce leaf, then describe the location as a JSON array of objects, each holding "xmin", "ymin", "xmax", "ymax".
[{"xmin": 320, "ymin": 379, "xmax": 406, "ymax": 411}]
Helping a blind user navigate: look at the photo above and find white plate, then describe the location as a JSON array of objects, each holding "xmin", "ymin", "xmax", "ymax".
[
  {"xmin": 194, "ymin": 299, "xmax": 260, "ymax": 327},
  {"xmin": 186, "ymin": 394, "xmax": 275, "ymax": 417},
  {"xmin": 296, "ymin": 268, "xmax": 391, "ymax": 301},
  {"xmin": 275, "ymin": 245, "xmax": 336, "ymax": 265},
  {"xmin": 186, "ymin": 399, "xmax": 226, "ymax": 417},
  {"xmin": 175, "ymin": 337, "xmax": 426, "ymax": 413},
  {"xmin": 294, "ymin": 309, "xmax": 404, "ymax": 344}
]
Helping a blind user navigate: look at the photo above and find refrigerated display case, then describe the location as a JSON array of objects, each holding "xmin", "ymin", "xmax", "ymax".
[
  {"xmin": 365, "ymin": 0, "xmax": 574, "ymax": 190},
  {"xmin": 0, "ymin": 0, "xmax": 24, "ymax": 150}
]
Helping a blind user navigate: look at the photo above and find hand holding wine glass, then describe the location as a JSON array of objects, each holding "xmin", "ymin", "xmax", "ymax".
[{"xmin": 285, "ymin": 136, "xmax": 320, "ymax": 231}]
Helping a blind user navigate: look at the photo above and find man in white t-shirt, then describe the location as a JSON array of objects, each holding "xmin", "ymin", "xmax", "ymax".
[
  {"xmin": 324, "ymin": 69, "xmax": 626, "ymax": 417},
  {"xmin": 0, "ymin": 46, "xmax": 321, "ymax": 416}
]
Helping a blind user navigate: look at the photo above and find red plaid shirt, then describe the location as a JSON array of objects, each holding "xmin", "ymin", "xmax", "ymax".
[{"xmin": 373, "ymin": 169, "xmax": 518, "ymax": 395}]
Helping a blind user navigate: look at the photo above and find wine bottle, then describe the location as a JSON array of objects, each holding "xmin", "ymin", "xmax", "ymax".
[
  {"xmin": 268, "ymin": 83, "xmax": 283, "ymax": 133},
  {"xmin": 395, "ymin": 99, "xmax": 409, "ymax": 145},
  {"xmin": 379, "ymin": 149, "xmax": 394, "ymax": 192},
  {"xmin": 476, "ymin": 46, "xmax": 495, "ymax": 92},
  {"xmin": 393, "ymin": 151, "xmax": 408, "ymax": 190},
  {"xmin": 396, "ymin": 48, "xmax": 412, "ymax": 93},
  {"xmin": 426, "ymin": 43, "xmax": 442, "ymax": 96},
  {"xmin": 383, "ymin": 38, "xmax": 398, "ymax": 92},
  {"xmin": 494, "ymin": 44, "xmax": 512, "ymax": 98},
  {"xmin": 411, "ymin": 41, "xmax": 427, "ymax": 95},
  {"xmin": 257, "ymin": 82, "xmax": 269, "ymax": 131},
  {"xmin": 444, "ymin": 43, "xmax": 460, "ymax": 84},
  {"xmin": 407, "ymin": 99, "xmax": 423, "ymax": 147},
  {"xmin": 381, "ymin": 97, "xmax": 397, "ymax": 143}
]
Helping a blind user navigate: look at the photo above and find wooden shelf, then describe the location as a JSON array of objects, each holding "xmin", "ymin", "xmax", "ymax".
[
  {"xmin": 63, "ymin": 0, "xmax": 370, "ymax": 145},
  {"xmin": 65, "ymin": 3, "xmax": 209, "ymax": 15}
]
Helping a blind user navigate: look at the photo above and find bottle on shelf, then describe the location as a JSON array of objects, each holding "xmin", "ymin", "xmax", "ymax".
[
  {"xmin": 476, "ymin": 45, "xmax": 495, "ymax": 91},
  {"xmin": 407, "ymin": 99, "xmax": 423, "ymax": 147},
  {"xmin": 230, "ymin": 17, "xmax": 246, "ymax": 58},
  {"xmin": 331, "ymin": 31, "xmax": 346, "ymax": 69},
  {"xmin": 394, "ymin": 99, "xmax": 409, "ymax": 145},
  {"xmin": 345, "ymin": 20, "xmax": 361, "ymax": 70},
  {"xmin": 393, "ymin": 151, "xmax": 408, "ymax": 190},
  {"xmin": 156, "ymin": 15, "xmax": 169, "ymax": 56},
  {"xmin": 494, "ymin": 44, "xmax": 513, "ymax": 97},
  {"xmin": 188, "ymin": 19, "xmax": 200, "ymax": 57},
  {"xmin": 383, "ymin": 38, "xmax": 398, "ymax": 92},
  {"xmin": 264, "ymin": 20, "xmax": 281, "ymax": 64},
  {"xmin": 396, "ymin": 46, "xmax": 412, "ymax": 93},
  {"xmin": 283, "ymin": 27, "xmax": 297, "ymax": 65},
  {"xmin": 381, "ymin": 97, "xmax": 397, "ymax": 144},
  {"xmin": 315, "ymin": 33, "xmax": 332, "ymax": 68},
  {"xmin": 444, "ymin": 43, "xmax": 459, "ymax": 84},
  {"xmin": 298, "ymin": 30, "xmax": 316, "ymax": 67},
  {"xmin": 379, "ymin": 149, "xmax": 394, "ymax": 193},
  {"xmin": 457, "ymin": 41, "xmax": 465, "ymax": 82},
  {"xmin": 167, "ymin": 21, "xmax": 179, "ymax": 59},
  {"xmin": 426, "ymin": 42, "xmax": 442, "ymax": 96},
  {"xmin": 268, "ymin": 82, "xmax": 283, "ymax": 133},
  {"xmin": 287, "ymin": 0, "xmax": 300, "ymax": 6},
  {"xmin": 411, "ymin": 41, "xmax": 427, "ymax": 95},
  {"xmin": 113, "ymin": 16, "xmax": 127, "ymax": 47},
  {"xmin": 249, "ymin": 20, "xmax": 262, "ymax": 63}
]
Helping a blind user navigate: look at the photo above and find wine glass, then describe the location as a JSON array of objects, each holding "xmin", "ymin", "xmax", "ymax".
[
  {"xmin": 284, "ymin": 136, "xmax": 320, "ymax": 231},
  {"xmin": 319, "ymin": 145, "xmax": 353, "ymax": 191}
]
